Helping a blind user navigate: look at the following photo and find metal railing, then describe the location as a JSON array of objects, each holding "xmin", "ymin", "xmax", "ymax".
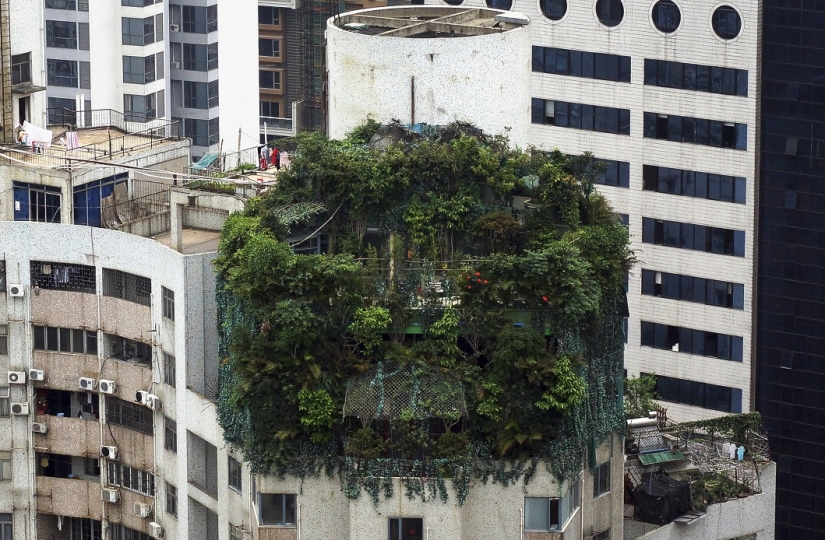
[
  {"xmin": 260, "ymin": 116, "xmax": 294, "ymax": 134},
  {"xmin": 104, "ymin": 188, "xmax": 170, "ymax": 227}
]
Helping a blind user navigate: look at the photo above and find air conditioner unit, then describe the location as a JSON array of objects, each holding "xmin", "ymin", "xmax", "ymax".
[
  {"xmin": 101, "ymin": 489, "xmax": 120, "ymax": 503},
  {"xmin": 8, "ymin": 284, "xmax": 25, "ymax": 297},
  {"xmin": 79, "ymin": 377, "xmax": 97, "ymax": 391},
  {"xmin": 134, "ymin": 501, "xmax": 152, "ymax": 518},
  {"xmin": 169, "ymin": 24, "xmax": 179, "ymax": 32},
  {"xmin": 32, "ymin": 422, "xmax": 48, "ymax": 433},
  {"xmin": 8, "ymin": 371, "xmax": 26, "ymax": 384},
  {"xmin": 100, "ymin": 445, "xmax": 118, "ymax": 460},
  {"xmin": 136, "ymin": 390, "xmax": 149, "ymax": 404},
  {"xmin": 145, "ymin": 394, "xmax": 161, "ymax": 411},
  {"xmin": 29, "ymin": 369, "xmax": 45, "ymax": 381},
  {"xmin": 11, "ymin": 402, "xmax": 29, "ymax": 415},
  {"xmin": 170, "ymin": 61, "xmax": 181, "ymax": 69},
  {"xmin": 99, "ymin": 380, "xmax": 117, "ymax": 395},
  {"xmin": 148, "ymin": 522, "xmax": 164, "ymax": 539}
]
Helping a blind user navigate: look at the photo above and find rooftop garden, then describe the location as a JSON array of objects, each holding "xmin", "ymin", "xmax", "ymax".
[{"xmin": 215, "ymin": 122, "xmax": 634, "ymax": 503}]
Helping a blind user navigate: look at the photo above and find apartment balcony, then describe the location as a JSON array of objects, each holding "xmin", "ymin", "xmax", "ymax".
[
  {"xmin": 33, "ymin": 414, "xmax": 100, "ymax": 457},
  {"xmin": 31, "ymin": 290, "xmax": 99, "ymax": 329},
  {"xmin": 36, "ymin": 476, "xmax": 104, "ymax": 520},
  {"xmin": 100, "ymin": 296, "xmax": 152, "ymax": 343},
  {"xmin": 260, "ymin": 116, "xmax": 294, "ymax": 136},
  {"xmin": 33, "ymin": 351, "xmax": 99, "ymax": 392},
  {"xmin": 258, "ymin": 0, "xmax": 300, "ymax": 11}
]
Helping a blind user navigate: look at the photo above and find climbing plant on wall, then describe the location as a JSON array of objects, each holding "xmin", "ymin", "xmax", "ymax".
[{"xmin": 215, "ymin": 121, "xmax": 634, "ymax": 504}]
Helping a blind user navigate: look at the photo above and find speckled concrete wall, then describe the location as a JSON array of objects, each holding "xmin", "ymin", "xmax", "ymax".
[
  {"xmin": 30, "ymin": 291, "xmax": 99, "ymax": 330},
  {"xmin": 99, "ymin": 297, "xmax": 153, "ymax": 344},
  {"xmin": 35, "ymin": 476, "xmax": 103, "ymax": 521},
  {"xmin": 102, "ymin": 425, "xmax": 154, "ymax": 471},
  {"xmin": 32, "ymin": 415, "xmax": 99, "ymax": 457},
  {"xmin": 327, "ymin": 6, "xmax": 532, "ymax": 148}
]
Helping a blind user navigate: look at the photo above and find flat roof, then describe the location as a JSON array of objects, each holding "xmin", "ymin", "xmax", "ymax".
[
  {"xmin": 334, "ymin": 7, "xmax": 528, "ymax": 38},
  {"xmin": 151, "ymin": 228, "xmax": 221, "ymax": 255}
]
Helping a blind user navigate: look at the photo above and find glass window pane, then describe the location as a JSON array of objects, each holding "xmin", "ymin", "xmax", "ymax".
[{"xmin": 525, "ymin": 498, "xmax": 549, "ymax": 530}]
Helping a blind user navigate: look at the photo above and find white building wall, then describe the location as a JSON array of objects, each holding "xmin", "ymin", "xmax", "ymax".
[{"xmin": 9, "ymin": 0, "xmax": 48, "ymax": 126}]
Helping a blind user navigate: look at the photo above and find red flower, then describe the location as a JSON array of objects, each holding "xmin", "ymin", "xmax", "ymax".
[
  {"xmin": 477, "ymin": 278, "xmax": 482, "ymax": 283},
  {"xmin": 542, "ymin": 296, "xmax": 548, "ymax": 302},
  {"xmin": 484, "ymin": 280, "xmax": 488, "ymax": 284},
  {"xmin": 466, "ymin": 275, "xmax": 471, "ymax": 280},
  {"xmin": 475, "ymin": 271, "xmax": 481, "ymax": 277},
  {"xmin": 467, "ymin": 285, "xmax": 472, "ymax": 290}
]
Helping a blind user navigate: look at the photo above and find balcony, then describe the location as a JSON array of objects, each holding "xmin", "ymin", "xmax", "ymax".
[
  {"xmin": 100, "ymin": 297, "xmax": 152, "ymax": 342},
  {"xmin": 33, "ymin": 351, "xmax": 100, "ymax": 392},
  {"xmin": 31, "ymin": 290, "xmax": 99, "ymax": 329},
  {"xmin": 33, "ymin": 414, "xmax": 100, "ymax": 457},
  {"xmin": 260, "ymin": 116, "xmax": 294, "ymax": 136},
  {"xmin": 36, "ymin": 476, "xmax": 104, "ymax": 520}
]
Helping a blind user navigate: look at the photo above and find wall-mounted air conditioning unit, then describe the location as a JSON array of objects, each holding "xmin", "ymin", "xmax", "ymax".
[
  {"xmin": 170, "ymin": 61, "xmax": 181, "ymax": 69},
  {"xmin": 148, "ymin": 522, "xmax": 164, "ymax": 539},
  {"xmin": 145, "ymin": 394, "xmax": 161, "ymax": 411},
  {"xmin": 136, "ymin": 390, "xmax": 149, "ymax": 403},
  {"xmin": 8, "ymin": 371, "xmax": 26, "ymax": 384},
  {"xmin": 11, "ymin": 402, "xmax": 29, "ymax": 415},
  {"xmin": 29, "ymin": 369, "xmax": 45, "ymax": 381},
  {"xmin": 134, "ymin": 501, "xmax": 152, "ymax": 518},
  {"xmin": 169, "ymin": 24, "xmax": 179, "ymax": 32},
  {"xmin": 99, "ymin": 380, "xmax": 117, "ymax": 395},
  {"xmin": 79, "ymin": 377, "xmax": 97, "ymax": 391},
  {"xmin": 32, "ymin": 422, "xmax": 48, "ymax": 434},
  {"xmin": 100, "ymin": 445, "xmax": 118, "ymax": 459},
  {"xmin": 101, "ymin": 489, "xmax": 120, "ymax": 503},
  {"xmin": 8, "ymin": 284, "xmax": 25, "ymax": 297}
]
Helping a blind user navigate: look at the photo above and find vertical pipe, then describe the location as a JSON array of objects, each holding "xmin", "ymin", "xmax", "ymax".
[
  {"xmin": 410, "ymin": 76, "xmax": 415, "ymax": 126},
  {"xmin": 520, "ymin": 507, "xmax": 523, "ymax": 540}
]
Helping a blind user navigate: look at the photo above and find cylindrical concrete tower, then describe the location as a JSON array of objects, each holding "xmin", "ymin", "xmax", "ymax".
[{"xmin": 327, "ymin": 6, "xmax": 531, "ymax": 148}]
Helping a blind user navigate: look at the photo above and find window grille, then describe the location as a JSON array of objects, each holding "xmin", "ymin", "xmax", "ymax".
[
  {"xmin": 103, "ymin": 269, "xmax": 151, "ymax": 306},
  {"xmin": 107, "ymin": 461, "xmax": 155, "ymax": 496},
  {"xmin": 0, "ymin": 326, "xmax": 7, "ymax": 355},
  {"xmin": 107, "ymin": 397, "xmax": 153, "ymax": 435},
  {"xmin": 30, "ymin": 261, "xmax": 96, "ymax": 293}
]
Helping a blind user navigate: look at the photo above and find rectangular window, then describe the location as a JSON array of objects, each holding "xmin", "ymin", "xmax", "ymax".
[
  {"xmin": 228, "ymin": 456, "xmax": 242, "ymax": 492},
  {"xmin": 106, "ymin": 461, "xmax": 155, "ymax": 496},
  {"xmin": 103, "ymin": 269, "xmax": 151, "ymax": 306},
  {"xmin": 165, "ymin": 417, "xmax": 177, "ymax": 452},
  {"xmin": 183, "ymin": 80, "xmax": 208, "ymax": 108},
  {"xmin": 182, "ymin": 43, "xmax": 208, "ymax": 71},
  {"xmin": 643, "ymin": 165, "xmax": 746, "ymax": 204},
  {"xmin": 122, "ymin": 16, "xmax": 154, "ymax": 45},
  {"xmin": 208, "ymin": 117, "xmax": 220, "ymax": 146},
  {"xmin": 11, "ymin": 53, "xmax": 31, "ymax": 85},
  {"xmin": 122, "ymin": 0, "xmax": 154, "ymax": 6},
  {"xmin": 259, "ymin": 70, "xmax": 281, "ymax": 90},
  {"xmin": 33, "ymin": 325, "xmax": 97, "ymax": 353},
  {"xmin": 524, "ymin": 478, "xmax": 579, "ymax": 531},
  {"xmin": 259, "ymin": 494, "xmax": 297, "ymax": 526},
  {"xmin": 594, "ymin": 530, "xmax": 610, "ymax": 540},
  {"xmin": 229, "ymin": 524, "xmax": 243, "ymax": 540},
  {"xmin": 0, "ymin": 512, "xmax": 10, "ymax": 540},
  {"xmin": 0, "ymin": 452, "xmax": 10, "ymax": 480},
  {"xmin": 162, "ymin": 287, "xmax": 175, "ymax": 321},
  {"xmin": 595, "ymin": 159, "xmax": 630, "ymax": 188},
  {"xmin": 0, "ymin": 325, "xmax": 7, "ymax": 355},
  {"xmin": 260, "ymin": 101, "xmax": 280, "ymax": 117},
  {"xmin": 166, "ymin": 482, "xmax": 178, "ymax": 516},
  {"xmin": 69, "ymin": 519, "xmax": 101, "ymax": 540},
  {"xmin": 532, "ymin": 98, "xmax": 629, "ymax": 135},
  {"xmin": 124, "ymin": 92, "xmax": 157, "ymax": 121},
  {"xmin": 122, "ymin": 55, "xmax": 156, "ymax": 84},
  {"xmin": 30, "ymin": 261, "xmax": 95, "ymax": 293},
  {"xmin": 645, "ymin": 373, "xmax": 742, "ymax": 413},
  {"xmin": 163, "ymin": 353, "xmax": 176, "ymax": 387},
  {"xmin": 593, "ymin": 461, "xmax": 610, "ymax": 497},
  {"xmin": 258, "ymin": 6, "xmax": 281, "ymax": 26},
  {"xmin": 0, "ymin": 260, "xmax": 5, "ymax": 290},
  {"xmin": 184, "ymin": 118, "xmax": 209, "ymax": 147},
  {"xmin": 644, "ymin": 59, "xmax": 747, "ymax": 96},
  {"xmin": 0, "ymin": 388, "xmax": 9, "ymax": 418},
  {"xmin": 258, "ymin": 38, "xmax": 281, "ymax": 58},
  {"xmin": 13, "ymin": 182, "xmax": 61, "ymax": 223},
  {"xmin": 388, "ymin": 518, "xmax": 423, "ymax": 540},
  {"xmin": 110, "ymin": 524, "xmax": 152, "ymax": 540},
  {"xmin": 46, "ymin": 20, "xmax": 77, "ymax": 49},
  {"xmin": 644, "ymin": 112, "xmax": 746, "ymax": 150},
  {"xmin": 640, "ymin": 320, "xmax": 743, "ymax": 360},
  {"xmin": 641, "ymin": 269, "xmax": 744, "ymax": 310},
  {"xmin": 46, "ymin": 0, "xmax": 77, "ymax": 8},
  {"xmin": 641, "ymin": 218, "xmax": 745, "ymax": 257},
  {"xmin": 182, "ymin": 5, "xmax": 216, "ymax": 33},
  {"xmin": 533, "ymin": 46, "xmax": 630, "ymax": 83},
  {"xmin": 208, "ymin": 80, "xmax": 219, "ymax": 109},
  {"xmin": 107, "ymin": 397, "xmax": 153, "ymax": 435},
  {"xmin": 47, "ymin": 59, "xmax": 78, "ymax": 87}
]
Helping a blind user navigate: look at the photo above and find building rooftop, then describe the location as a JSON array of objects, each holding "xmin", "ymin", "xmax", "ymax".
[
  {"xmin": 335, "ymin": 7, "xmax": 528, "ymax": 38},
  {"xmin": 151, "ymin": 228, "xmax": 222, "ymax": 255}
]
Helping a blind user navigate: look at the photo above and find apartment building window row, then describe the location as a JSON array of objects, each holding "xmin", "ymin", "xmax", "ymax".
[
  {"xmin": 33, "ymin": 326, "xmax": 98, "ymax": 354},
  {"xmin": 47, "ymin": 59, "xmax": 90, "ymax": 89},
  {"xmin": 46, "ymin": 0, "xmax": 88, "ymax": 10},
  {"xmin": 641, "ymin": 218, "xmax": 745, "ymax": 257},
  {"xmin": 641, "ymin": 321, "xmax": 744, "ymax": 361},
  {"xmin": 107, "ymin": 461, "xmax": 156, "ymax": 496},
  {"xmin": 644, "ymin": 59, "xmax": 748, "ymax": 96},
  {"xmin": 532, "ymin": 46, "xmax": 630, "ymax": 82},
  {"xmin": 642, "ymin": 165, "xmax": 746, "ymax": 204},
  {"xmin": 109, "ymin": 524, "xmax": 152, "ymax": 540},
  {"xmin": 524, "ymin": 476, "xmax": 580, "ymax": 532},
  {"xmin": 69, "ymin": 519, "xmax": 100, "ymax": 540},
  {"xmin": 643, "ymin": 373, "xmax": 742, "ymax": 413},
  {"xmin": 30, "ymin": 261, "xmax": 96, "ymax": 293},
  {"xmin": 180, "ymin": 117, "xmax": 219, "ymax": 147},
  {"xmin": 123, "ymin": 54, "xmax": 162, "ymax": 85},
  {"xmin": 258, "ymin": 6, "xmax": 281, "ymax": 26},
  {"xmin": 595, "ymin": 159, "xmax": 630, "ymax": 188},
  {"xmin": 170, "ymin": 4, "xmax": 217, "ymax": 34},
  {"xmin": 103, "ymin": 268, "xmax": 151, "ymax": 306},
  {"xmin": 644, "ymin": 112, "xmax": 747, "ymax": 150},
  {"xmin": 532, "ymin": 99, "xmax": 630, "ymax": 135},
  {"xmin": 107, "ymin": 397, "xmax": 153, "ymax": 435},
  {"xmin": 46, "ymin": 20, "xmax": 85, "ymax": 50},
  {"xmin": 124, "ymin": 90, "xmax": 164, "ymax": 121},
  {"xmin": 641, "ymin": 269, "xmax": 745, "ymax": 309}
]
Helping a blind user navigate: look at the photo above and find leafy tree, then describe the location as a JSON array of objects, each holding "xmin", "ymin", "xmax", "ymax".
[{"xmin": 624, "ymin": 374, "xmax": 658, "ymax": 419}]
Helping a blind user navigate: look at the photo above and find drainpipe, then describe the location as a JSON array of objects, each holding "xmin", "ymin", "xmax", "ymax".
[
  {"xmin": 297, "ymin": 503, "xmax": 302, "ymax": 540},
  {"xmin": 519, "ymin": 507, "xmax": 523, "ymax": 540}
]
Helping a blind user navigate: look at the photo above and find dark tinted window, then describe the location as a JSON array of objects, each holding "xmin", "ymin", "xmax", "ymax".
[
  {"xmin": 712, "ymin": 6, "xmax": 742, "ymax": 39},
  {"xmin": 540, "ymin": 0, "xmax": 567, "ymax": 20},
  {"xmin": 595, "ymin": 0, "xmax": 624, "ymax": 26},
  {"xmin": 652, "ymin": 0, "xmax": 680, "ymax": 33}
]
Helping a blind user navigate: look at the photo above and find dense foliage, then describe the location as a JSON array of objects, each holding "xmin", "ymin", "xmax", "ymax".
[{"xmin": 216, "ymin": 123, "xmax": 633, "ymax": 503}]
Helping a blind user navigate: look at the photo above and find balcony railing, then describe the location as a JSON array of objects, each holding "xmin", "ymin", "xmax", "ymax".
[{"xmin": 260, "ymin": 116, "xmax": 293, "ymax": 134}]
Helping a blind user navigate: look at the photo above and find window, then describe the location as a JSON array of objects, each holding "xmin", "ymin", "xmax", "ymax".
[
  {"xmin": 594, "ymin": 530, "xmax": 610, "ymax": 540},
  {"xmin": 183, "ymin": 81, "xmax": 207, "ymax": 108},
  {"xmin": 165, "ymin": 417, "xmax": 177, "ymax": 452},
  {"xmin": 595, "ymin": 0, "xmax": 624, "ymax": 27},
  {"xmin": 644, "ymin": 112, "xmax": 746, "ymax": 150},
  {"xmin": 645, "ymin": 373, "xmax": 742, "ymax": 413},
  {"xmin": 712, "ymin": 5, "xmax": 741, "ymax": 40},
  {"xmin": 182, "ymin": 5, "xmax": 217, "ymax": 33},
  {"xmin": 593, "ymin": 461, "xmax": 610, "ymax": 497},
  {"xmin": 532, "ymin": 47, "xmax": 630, "ymax": 83},
  {"xmin": 258, "ymin": 38, "xmax": 281, "ymax": 58},
  {"xmin": 0, "ymin": 513, "xmax": 10, "ymax": 540},
  {"xmin": 122, "ymin": 0, "xmax": 154, "ymax": 5},
  {"xmin": 208, "ymin": 117, "xmax": 220, "ymax": 146},
  {"xmin": 595, "ymin": 159, "xmax": 630, "ymax": 188},
  {"xmin": 163, "ymin": 353, "xmax": 176, "ymax": 387},
  {"xmin": 103, "ymin": 269, "xmax": 151, "ymax": 306},
  {"xmin": 539, "ymin": 0, "xmax": 566, "ymax": 20},
  {"xmin": 182, "ymin": 43, "xmax": 209, "ymax": 71},
  {"xmin": 122, "ymin": 16, "xmax": 154, "ymax": 46},
  {"xmin": 33, "ymin": 326, "xmax": 98, "ymax": 353},
  {"xmin": 486, "ymin": 0, "xmax": 513, "ymax": 9},
  {"xmin": 106, "ymin": 461, "xmax": 156, "ymax": 496},
  {"xmin": 260, "ymin": 101, "xmax": 280, "ymax": 118},
  {"xmin": 0, "ymin": 452, "xmax": 10, "ymax": 481},
  {"xmin": 123, "ymin": 55, "xmax": 156, "ymax": 84},
  {"xmin": 11, "ymin": 53, "xmax": 31, "ymax": 85},
  {"xmin": 532, "ymin": 98, "xmax": 630, "ymax": 135},
  {"xmin": 258, "ymin": 6, "xmax": 281, "ymax": 26},
  {"xmin": 388, "ymin": 518, "xmax": 423, "ymax": 540},
  {"xmin": 184, "ymin": 118, "xmax": 209, "ymax": 147},
  {"xmin": 13, "ymin": 183, "xmax": 61, "ymax": 223},
  {"xmin": 651, "ymin": 0, "xmax": 680, "ymax": 33},
  {"xmin": 107, "ymin": 397, "xmax": 154, "ymax": 435},
  {"xmin": 259, "ymin": 494, "xmax": 296, "ymax": 526},
  {"xmin": 228, "ymin": 456, "xmax": 242, "ymax": 492},
  {"xmin": 644, "ymin": 59, "xmax": 747, "ymax": 96},
  {"xmin": 46, "ymin": 20, "xmax": 77, "ymax": 48},
  {"xmin": 0, "ymin": 260, "xmax": 5, "ymax": 290},
  {"xmin": 70, "ymin": 519, "xmax": 101, "ymax": 540},
  {"xmin": 641, "ymin": 269, "xmax": 745, "ymax": 310},
  {"xmin": 162, "ymin": 287, "xmax": 175, "ymax": 320},
  {"xmin": 0, "ymin": 388, "xmax": 8, "ymax": 417},
  {"xmin": 229, "ymin": 524, "xmax": 243, "ymax": 540},
  {"xmin": 524, "ymin": 478, "xmax": 579, "ymax": 531},
  {"xmin": 166, "ymin": 483, "xmax": 178, "ymax": 516},
  {"xmin": 124, "ymin": 92, "xmax": 157, "ymax": 121},
  {"xmin": 260, "ymin": 70, "xmax": 281, "ymax": 90},
  {"xmin": 207, "ymin": 43, "xmax": 218, "ymax": 70},
  {"xmin": 73, "ymin": 173, "xmax": 129, "ymax": 227},
  {"xmin": 47, "ymin": 59, "xmax": 78, "ymax": 87},
  {"xmin": 642, "ymin": 218, "xmax": 746, "ymax": 257},
  {"xmin": 0, "ymin": 325, "xmax": 7, "ymax": 355},
  {"xmin": 642, "ymin": 165, "xmax": 746, "ymax": 203},
  {"xmin": 109, "ymin": 524, "xmax": 151, "ymax": 540},
  {"xmin": 641, "ymin": 321, "xmax": 744, "ymax": 360},
  {"xmin": 46, "ymin": 0, "xmax": 76, "ymax": 8},
  {"xmin": 30, "ymin": 261, "xmax": 96, "ymax": 293}
]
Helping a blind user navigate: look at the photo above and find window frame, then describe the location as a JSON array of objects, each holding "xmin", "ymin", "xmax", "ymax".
[
  {"xmin": 11, "ymin": 53, "xmax": 32, "ymax": 85},
  {"xmin": 163, "ymin": 352, "xmax": 176, "ymax": 387},
  {"xmin": 388, "ymin": 517, "xmax": 424, "ymax": 540},
  {"xmin": 46, "ymin": 20, "xmax": 78, "ymax": 49},
  {"xmin": 162, "ymin": 287, "xmax": 175, "ymax": 321},
  {"xmin": 166, "ymin": 482, "xmax": 178, "ymax": 516},
  {"xmin": 0, "ymin": 325, "xmax": 7, "ymax": 355},
  {"xmin": 593, "ymin": 461, "xmax": 611, "ymax": 497},
  {"xmin": 258, "ymin": 493, "xmax": 297, "ymax": 526},
  {"xmin": 228, "ymin": 456, "xmax": 242, "ymax": 493},
  {"xmin": 107, "ymin": 397, "xmax": 154, "ymax": 435},
  {"xmin": 165, "ymin": 417, "xmax": 177, "ymax": 452}
]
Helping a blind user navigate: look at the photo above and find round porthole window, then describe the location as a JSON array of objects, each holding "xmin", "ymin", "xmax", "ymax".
[
  {"xmin": 712, "ymin": 5, "xmax": 742, "ymax": 39},
  {"xmin": 444, "ymin": 0, "xmax": 464, "ymax": 6},
  {"xmin": 652, "ymin": 0, "xmax": 681, "ymax": 33},
  {"xmin": 595, "ymin": 0, "xmax": 624, "ymax": 28},
  {"xmin": 540, "ymin": 0, "xmax": 568, "ymax": 21},
  {"xmin": 487, "ymin": 0, "xmax": 513, "ymax": 9}
]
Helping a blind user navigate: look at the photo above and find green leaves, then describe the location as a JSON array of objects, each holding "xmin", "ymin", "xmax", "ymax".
[
  {"xmin": 298, "ymin": 388, "xmax": 336, "ymax": 443},
  {"xmin": 349, "ymin": 306, "xmax": 392, "ymax": 357}
]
